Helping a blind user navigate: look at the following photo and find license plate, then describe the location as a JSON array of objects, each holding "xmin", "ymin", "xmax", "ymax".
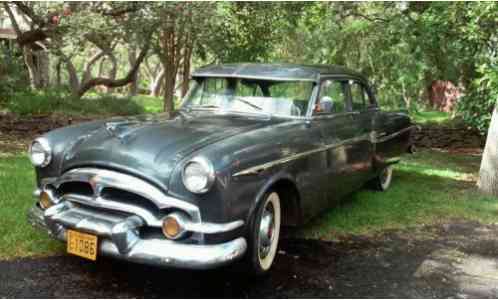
[{"xmin": 67, "ymin": 229, "xmax": 98, "ymax": 261}]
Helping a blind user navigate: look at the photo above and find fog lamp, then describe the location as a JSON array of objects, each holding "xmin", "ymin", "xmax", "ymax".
[
  {"xmin": 39, "ymin": 191, "xmax": 53, "ymax": 209},
  {"xmin": 162, "ymin": 213, "xmax": 187, "ymax": 240}
]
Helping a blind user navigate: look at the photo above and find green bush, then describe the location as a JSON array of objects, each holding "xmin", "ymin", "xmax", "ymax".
[
  {"xmin": 0, "ymin": 45, "xmax": 29, "ymax": 103},
  {"xmin": 4, "ymin": 90, "xmax": 152, "ymax": 117},
  {"xmin": 457, "ymin": 63, "xmax": 498, "ymax": 134}
]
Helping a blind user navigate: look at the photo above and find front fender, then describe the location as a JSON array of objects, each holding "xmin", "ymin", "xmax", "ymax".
[{"xmin": 244, "ymin": 170, "xmax": 299, "ymax": 227}]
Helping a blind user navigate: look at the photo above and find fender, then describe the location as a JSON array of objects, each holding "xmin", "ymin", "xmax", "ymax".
[{"xmin": 245, "ymin": 170, "xmax": 300, "ymax": 227}]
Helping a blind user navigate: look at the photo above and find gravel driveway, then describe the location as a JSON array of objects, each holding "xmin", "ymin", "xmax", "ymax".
[{"xmin": 1, "ymin": 220, "xmax": 498, "ymax": 298}]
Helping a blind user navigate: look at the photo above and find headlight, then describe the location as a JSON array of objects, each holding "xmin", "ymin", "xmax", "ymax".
[
  {"xmin": 29, "ymin": 138, "xmax": 52, "ymax": 167},
  {"xmin": 182, "ymin": 156, "xmax": 215, "ymax": 194}
]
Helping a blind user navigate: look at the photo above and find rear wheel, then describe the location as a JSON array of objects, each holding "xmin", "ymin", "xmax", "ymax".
[
  {"xmin": 246, "ymin": 191, "xmax": 281, "ymax": 275},
  {"xmin": 372, "ymin": 165, "xmax": 393, "ymax": 191}
]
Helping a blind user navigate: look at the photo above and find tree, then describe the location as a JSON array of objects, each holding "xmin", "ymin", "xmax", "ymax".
[
  {"xmin": 4, "ymin": 2, "xmax": 152, "ymax": 98},
  {"xmin": 3, "ymin": 2, "xmax": 50, "ymax": 89},
  {"xmin": 478, "ymin": 103, "xmax": 498, "ymax": 196},
  {"xmin": 146, "ymin": 2, "xmax": 217, "ymax": 114}
]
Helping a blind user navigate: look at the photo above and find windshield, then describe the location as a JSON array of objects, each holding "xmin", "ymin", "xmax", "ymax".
[{"xmin": 181, "ymin": 78, "xmax": 314, "ymax": 117}]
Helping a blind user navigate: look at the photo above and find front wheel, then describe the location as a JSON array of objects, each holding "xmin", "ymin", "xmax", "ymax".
[
  {"xmin": 372, "ymin": 165, "xmax": 393, "ymax": 191},
  {"xmin": 246, "ymin": 191, "xmax": 281, "ymax": 275}
]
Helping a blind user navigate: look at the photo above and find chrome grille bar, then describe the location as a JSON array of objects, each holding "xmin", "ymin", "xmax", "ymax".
[{"xmin": 53, "ymin": 168, "xmax": 201, "ymax": 222}]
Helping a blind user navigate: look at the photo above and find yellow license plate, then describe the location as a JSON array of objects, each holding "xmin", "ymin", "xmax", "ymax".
[{"xmin": 67, "ymin": 229, "xmax": 98, "ymax": 261}]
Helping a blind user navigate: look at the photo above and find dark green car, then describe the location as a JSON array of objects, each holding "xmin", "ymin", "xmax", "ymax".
[{"xmin": 28, "ymin": 63, "xmax": 415, "ymax": 274}]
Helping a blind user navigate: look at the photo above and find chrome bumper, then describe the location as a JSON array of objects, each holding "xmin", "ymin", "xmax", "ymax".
[{"xmin": 28, "ymin": 204, "xmax": 247, "ymax": 270}]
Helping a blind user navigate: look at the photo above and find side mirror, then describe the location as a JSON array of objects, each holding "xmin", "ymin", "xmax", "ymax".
[{"xmin": 319, "ymin": 96, "xmax": 333, "ymax": 113}]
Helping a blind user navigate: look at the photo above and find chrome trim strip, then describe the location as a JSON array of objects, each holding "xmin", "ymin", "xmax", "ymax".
[
  {"xmin": 186, "ymin": 220, "xmax": 245, "ymax": 234},
  {"xmin": 233, "ymin": 125, "xmax": 417, "ymax": 177},
  {"xmin": 53, "ymin": 168, "xmax": 200, "ymax": 221},
  {"xmin": 61, "ymin": 193, "xmax": 244, "ymax": 234},
  {"xmin": 100, "ymin": 237, "xmax": 247, "ymax": 270},
  {"xmin": 372, "ymin": 125, "xmax": 418, "ymax": 144},
  {"xmin": 311, "ymin": 111, "xmax": 360, "ymax": 120},
  {"xmin": 233, "ymin": 134, "xmax": 370, "ymax": 176},
  {"xmin": 192, "ymin": 73, "xmax": 317, "ymax": 82},
  {"xmin": 64, "ymin": 193, "xmax": 163, "ymax": 227}
]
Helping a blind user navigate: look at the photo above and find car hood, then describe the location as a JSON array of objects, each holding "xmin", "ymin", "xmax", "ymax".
[{"xmin": 60, "ymin": 113, "xmax": 284, "ymax": 190}]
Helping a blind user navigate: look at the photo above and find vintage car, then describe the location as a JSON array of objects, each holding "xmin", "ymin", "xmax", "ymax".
[{"xmin": 28, "ymin": 63, "xmax": 415, "ymax": 274}]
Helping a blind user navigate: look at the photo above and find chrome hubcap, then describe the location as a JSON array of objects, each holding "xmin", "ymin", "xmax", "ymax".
[
  {"xmin": 380, "ymin": 166, "xmax": 392, "ymax": 189},
  {"xmin": 381, "ymin": 169, "xmax": 389, "ymax": 183},
  {"xmin": 258, "ymin": 202, "xmax": 275, "ymax": 259}
]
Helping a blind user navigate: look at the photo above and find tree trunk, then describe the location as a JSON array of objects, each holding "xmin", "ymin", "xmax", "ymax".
[
  {"xmin": 82, "ymin": 50, "xmax": 105, "ymax": 83},
  {"xmin": 64, "ymin": 58, "xmax": 81, "ymax": 97},
  {"xmin": 104, "ymin": 52, "xmax": 118, "ymax": 94},
  {"xmin": 36, "ymin": 51, "xmax": 50, "ymax": 87},
  {"xmin": 23, "ymin": 46, "xmax": 42, "ymax": 89},
  {"xmin": 181, "ymin": 44, "xmax": 192, "ymax": 97},
  {"xmin": 478, "ymin": 104, "xmax": 498, "ymax": 196},
  {"xmin": 37, "ymin": 50, "xmax": 50, "ymax": 87},
  {"xmin": 150, "ymin": 68, "xmax": 165, "ymax": 97},
  {"xmin": 162, "ymin": 63, "xmax": 176, "ymax": 115},
  {"xmin": 55, "ymin": 59, "xmax": 62, "ymax": 87},
  {"xmin": 160, "ymin": 27, "xmax": 178, "ymax": 115},
  {"xmin": 128, "ymin": 46, "xmax": 139, "ymax": 96}
]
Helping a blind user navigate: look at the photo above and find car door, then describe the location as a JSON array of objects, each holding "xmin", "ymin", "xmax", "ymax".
[
  {"xmin": 347, "ymin": 79, "xmax": 376, "ymax": 182},
  {"xmin": 312, "ymin": 77, "xmax": 364, "ymax": 206}
]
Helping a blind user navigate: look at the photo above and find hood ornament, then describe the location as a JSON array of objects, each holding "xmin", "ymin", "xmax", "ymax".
[{"xmin": 105, "ymin": 123, "xmax": 119, "ymax": 138}]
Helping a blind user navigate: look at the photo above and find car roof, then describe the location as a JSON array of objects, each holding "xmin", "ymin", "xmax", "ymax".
[{"xmin": 192, "ymin": 63, "xmax": 365, "ymax": 82}]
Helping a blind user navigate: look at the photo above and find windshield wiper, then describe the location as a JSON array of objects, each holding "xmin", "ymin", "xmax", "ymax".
[
  {"xmin": 191, "ymin": 104, "xmax": 221, "ymax": 110},
  {"xmin": 233, "ymin": 97, "xmax": 263, "ymax": 111}
]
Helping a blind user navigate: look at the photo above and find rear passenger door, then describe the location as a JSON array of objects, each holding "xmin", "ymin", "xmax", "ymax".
[{"xmin": 347, "ymin": 79, "xmax": 376, "ymax": 182}]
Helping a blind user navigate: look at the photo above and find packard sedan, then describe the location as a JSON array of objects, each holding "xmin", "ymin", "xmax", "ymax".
[{"xmin": 28, "ymin": 63, "xmax": 415, "ymax": 274}]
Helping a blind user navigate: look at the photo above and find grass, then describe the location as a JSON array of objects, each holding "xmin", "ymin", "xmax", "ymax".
[
  {"xmin": 411, "ymin": 110, "xmax": 451, "ymax": 124},
  {"xmin": 0, "ymin": 154, "xmax": 63, "ymax": 259},
  {"xmin": 302, "ymin": 149, "xmax": 498, "ymax": 239},
  {"xmin": 1, "ymin": 89, "xmax": 166, "ymax": 117}
]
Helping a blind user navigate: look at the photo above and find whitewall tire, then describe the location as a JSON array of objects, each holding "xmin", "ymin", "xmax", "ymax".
[{"xmin": 247, "ymin": 191, "xmax": 281, "ymax": 275}]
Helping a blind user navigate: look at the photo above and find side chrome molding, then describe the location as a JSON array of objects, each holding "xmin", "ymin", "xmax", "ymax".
[{"xmin": 233, "ymin": 125, "xmax": 418, "ymax": 177}]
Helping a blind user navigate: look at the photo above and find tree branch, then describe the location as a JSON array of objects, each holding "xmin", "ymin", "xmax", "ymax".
[{"xmin": 76, "ymin": 37, "xmax": 151, "ymax": 97}]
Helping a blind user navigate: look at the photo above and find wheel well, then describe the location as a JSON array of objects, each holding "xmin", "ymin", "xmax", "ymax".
[{"xmin": 271, "ymin": 179, "xmax": 301, "ymax": 226}]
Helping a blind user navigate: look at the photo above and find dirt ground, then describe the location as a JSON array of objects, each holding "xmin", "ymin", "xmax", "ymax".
[
  {"xmin": 0, "ymin": 113, "xmax": 96, "ymax": 154},
  {"xmin": 1, "ymin": 220, "xmax": 498, "ymax": 298}
]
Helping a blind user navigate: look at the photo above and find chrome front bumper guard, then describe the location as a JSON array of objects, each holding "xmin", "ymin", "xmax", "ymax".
[{"xmin": 28, "ymin": 203, "xmax": 247, "ymax": 270}]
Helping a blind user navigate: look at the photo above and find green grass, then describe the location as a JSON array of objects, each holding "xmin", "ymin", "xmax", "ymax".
[
  {"xmin": 2, "ymin": 90, "xmax": 166, "ymax": 117},
  {"xmin": 302, "ymin": 149, "xmax": 498, "ymax": 239},
  {"xmin": 0, "ymin": 154, "xmax": 63, "ymax": 259},
  {"xmin": 411, "ymin": 111, "xmax": 451, "ymax": 124}
]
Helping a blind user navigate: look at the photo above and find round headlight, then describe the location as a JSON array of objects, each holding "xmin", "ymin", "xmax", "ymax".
[
  {"xmin": 29, "ymin": 138, "xmax": 52, "ymax": 167},
  {"xmin": 182, "ymin": 157, "xmax": 215, "ymax": 194}
]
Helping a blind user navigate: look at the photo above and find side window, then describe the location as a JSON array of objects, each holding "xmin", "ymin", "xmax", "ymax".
[
  {"xmin": 350, "ymin": 81, "xmax": 367, "ymax": 111},
  {"xmin": 314, "ymin": 79, "xmax": 347, "ymax": 115}
]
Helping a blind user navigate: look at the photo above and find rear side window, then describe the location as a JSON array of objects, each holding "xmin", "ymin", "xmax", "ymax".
[
  {"xmin": 350, "ymin": 81, "xmax": 366, "ymax": 111},
  {"xmin": 314, "ymin": 79, "xmax": 348, "ymax": 115}
]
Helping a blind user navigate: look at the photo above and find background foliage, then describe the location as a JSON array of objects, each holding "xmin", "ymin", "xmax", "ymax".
[{"xmin": 1, "ymin": 2, "xmax": 497, "ymax": 132}]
